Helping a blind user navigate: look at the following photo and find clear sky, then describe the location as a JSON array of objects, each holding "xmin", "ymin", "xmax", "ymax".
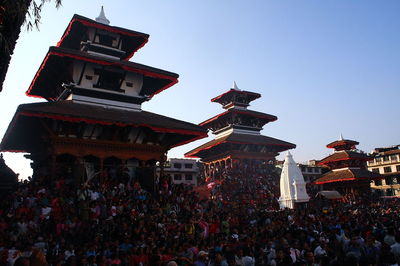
[{"xmin": 1, "ymin": 0, "xmax": 399, "ymax": 179}]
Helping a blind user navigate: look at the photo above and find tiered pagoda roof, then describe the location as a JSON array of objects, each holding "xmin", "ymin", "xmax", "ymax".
[
  {"xmin": 314, "ymin": 168, "xmax": 380, "ymax": 185},
  {"xmin": 314, "ymin": 136, "xmax": 381, "ymax": 185},
  {"xmin": 1, "ymin": 9, "xmax": 207, "ymax": 162},
  {"xmin": 185, "ymin": 82, "xmax": 295, "ymax": 161},
  {"xmin": 318, "ymin": 151, "xmax": 371, "ymax": 167},
  {"xmin": 57, "ymin": 13, "xmax": 149, "ymax": 60},
  {"xmin": 26, "ymin": 46, "xmax": 178, "ymax": 101},
  {"xmin": 1, "ymin": 101, "xmax": 206, "ymax": 153}
]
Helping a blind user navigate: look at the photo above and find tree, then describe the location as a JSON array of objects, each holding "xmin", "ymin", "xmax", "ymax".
[{"xmin": 0, "ymin": 0, "xmax": 62, "ymax": 91}]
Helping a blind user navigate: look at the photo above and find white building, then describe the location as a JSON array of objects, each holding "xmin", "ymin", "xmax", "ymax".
[
  {"xmin": 279, "ymin": 152, "xmax": 310, "ymax": 209},
  {"xmin": 298, "ymin": 160, "xmax": 326, "ymax": 184},
  {"xmin": 162, "ymin": 158, "xmax": 200, "ymax": 186},
  {"xmin": 367, "ymin": 145, "xmax": 400, "ymax": 196}
]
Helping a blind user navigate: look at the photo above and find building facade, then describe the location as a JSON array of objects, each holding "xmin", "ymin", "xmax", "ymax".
[
  {"xmin": 368, "ymin": 145, "xmax": 400, "ymax": 196},
  {"xmin": 298, "ymin": 160, "xmax": 326, "ymax": 184},
  {"xmin": 161, "ymin": 158, "xmax": 200, "ymax": 186}
]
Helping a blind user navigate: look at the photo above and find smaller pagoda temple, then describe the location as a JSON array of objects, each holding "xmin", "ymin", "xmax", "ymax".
[
  {"xmin": 279, "ymin": 152, "xmax": 309, "ymax": 209},
  {"xmin": 314, "ymin": 135, "xmax": 382, "ymax": 194},
  {"xmin": 185, "ymin": 82, "xmax": 295, "ymax": 179}
]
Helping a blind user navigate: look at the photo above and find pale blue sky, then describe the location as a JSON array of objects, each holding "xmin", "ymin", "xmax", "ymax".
[{"xmin": 1, "ymin": 1, "xmax": 399, "ymax": 178}]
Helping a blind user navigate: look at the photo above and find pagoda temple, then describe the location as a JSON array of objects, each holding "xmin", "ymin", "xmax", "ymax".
[
  {"xmin": 0, "ymin": 9, "xmax": 207, "ymax": 191},
  {"xmin": 185, "ymin": 82, "xmax": 295, "ymax": 178},
  {"xmin": 314, "ymin": 135, "xmax": 382, "ymax": 194}
]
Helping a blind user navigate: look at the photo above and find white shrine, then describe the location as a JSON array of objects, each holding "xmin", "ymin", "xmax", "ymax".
[{"xmin": 279, "ymin": 152, "xmax": 310, "ymax": 209}]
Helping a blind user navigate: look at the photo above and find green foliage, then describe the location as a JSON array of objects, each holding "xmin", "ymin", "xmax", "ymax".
[{"xmin": 26, "ymin": 0, "xmax": 63, "ymax": 30}]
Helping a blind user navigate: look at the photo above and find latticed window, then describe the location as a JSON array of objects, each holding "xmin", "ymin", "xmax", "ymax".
[
  {"xmin": 384, "ymin": 166, "xmax": 392, "ymax": 173},
  {"xmin": 184, "ymin": 164, "xmax": 193, "ymax": 169}
]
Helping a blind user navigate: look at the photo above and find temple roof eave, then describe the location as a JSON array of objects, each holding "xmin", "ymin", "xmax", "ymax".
[
  {"xmin": 211, "ymin": 89, "xmax": 261, "ymax": 104},
  {"xmin": 326, "ymin": 139, "xmax": 359, "ymax": 149},
  {"xmin": 199, "ymin": 109, "xmax": 277, "ymax": 128},
  {"xmin": 317, "ymin": 151, "xmax": 372, "ymax": 166},
  {"xmin": 0, "ymin": 101, "xmax": 208, "ymax": 153},
  {"xmin": 185, "ymin": 133, "xmax": 296, "ymax": 158},
  {"xmin": 313, "ymin": 168, "xmax": 383, "ymax": 185},
  {"xmin": 26, "ymin": 46, "xmax": 179, "ymax": 100},
  {"xmin": 57, "ymin": 14, "xmax": 150, "ymax": 60}
]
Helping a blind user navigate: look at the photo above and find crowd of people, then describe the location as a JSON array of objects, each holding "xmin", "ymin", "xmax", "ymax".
[{"xmin": 0, "ymin": 163, "xmax": 399, "ymax": 266}]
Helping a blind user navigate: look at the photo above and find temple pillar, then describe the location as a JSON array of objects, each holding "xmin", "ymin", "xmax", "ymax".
[{"xmin": 204, "ymin": 163, "xmax": 209, "ymax": 180}]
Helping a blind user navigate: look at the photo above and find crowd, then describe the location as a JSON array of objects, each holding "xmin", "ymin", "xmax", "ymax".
[{"xmin": 0, "ymin": 163, "xmax": 399, "ymax": 266}]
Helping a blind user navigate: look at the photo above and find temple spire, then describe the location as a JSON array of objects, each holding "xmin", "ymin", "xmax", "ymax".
[
  {"xmin": 340, "ymin": 133, "xmax": 344, "ymax": 140},
  {"xmin": 96, "ymin": 6, "xmax": 110, "ymax": 25},
  {"xmin": 279, "ymin": 152, "xmax": 309, "ymax": 209},
  {"xmin": 232, "ymin": 81, "xmax": 240, "ymax": 91}
]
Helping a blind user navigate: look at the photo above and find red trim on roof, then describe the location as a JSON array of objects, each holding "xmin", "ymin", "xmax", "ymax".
[
  {"xmin": 228, "ymin": 140, "xmax": 294, "ymax": 147},
  {"xmin": 185, "ymin": 139, "xmax": 226, "ymax": 158},
  {"xmin": 26, "ymin": 51, "xmax": 178, "ymax": 99},
  {"xmin": 199, "ymin": 109, "xmax": 277, "ymax": 127},
  {"xmin": 211, "ymin": 89, "xmax": 261, "ymax": 103},
  {"xmin": 313, "ymin": 177, "xmax": 371, "ymax": 185},
  {"xmin": 171, "ymin": 134, "xmax": 207, "ymax": 149},
  {"xmin": 125, "ymin": 38, "xmax": 149, "ymax": 60},
  {"xmin": 318, "ymin": 156, "xmax": 371, "ymax": 166},
  {"xmin": 1, "ymin": 150, "xmax": 27, "ymax": 153},
  {"xmin": 185, "ymin": 138, "xmax": 294, "ymax": 158},
  {"xmin": 326, "ymin": 140, "xmax": 358, "ymax": 149},
  {"xmin": 18, "ymin": 111, "xmax": 206, "ymax": 137},
  {"xmin": 56, "ymin": 18, "xmax": 149, "ymax": 59},
  {"xmin": 25, "ymin": 51, "xmax": 52, "ymax": 99}
]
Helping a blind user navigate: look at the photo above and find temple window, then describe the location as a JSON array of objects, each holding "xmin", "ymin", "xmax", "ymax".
[
  {"xmin": 372, "ymin": 168, "xmax": 380, "ymax": 173},
  {"xmin": 396, "ymin": 165, "xmax": 400, "ymax": 172},
  {"xmin": 95, "ymin": 32, "xmax": 117, "ymax": 47},
  {"xmin": 173, "ymin": 163, "xmax": 182, "ymax": 169},
  {"xmin": 384, "ymin": 166, "xmax": 392, "ymax": 173},
  {"xmin": 174, "ymin": 174, "xmax": 182, "ymax": 180},
  {"xmin": 185, "ymin": 174, "xmax": 193, "ymax": 180},
  {"xmin": 94, "ymin": 68, "xmax": 125, "ymax": 92},
  {"xmin": 184, "ymin": 164, "xmax": 193, "ymax": 169}
]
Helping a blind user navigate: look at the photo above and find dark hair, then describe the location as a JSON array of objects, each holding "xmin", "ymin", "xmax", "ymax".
[{"xmin": 14, "ymin": 257, "xmax": 30, "ymax": 266}]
